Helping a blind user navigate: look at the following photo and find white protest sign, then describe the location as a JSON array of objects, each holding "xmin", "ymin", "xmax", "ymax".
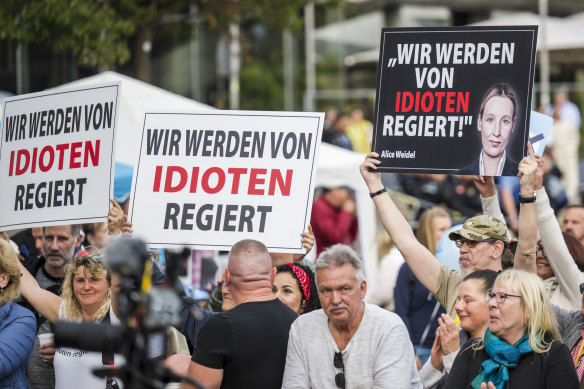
[
  {"xmin": 129, "ymin": 111, "xmax": 324, "ymax": 252},
  {"xmin": 0, "ymin": 83, "xmax": 120, "ymax": 229},
  {"xmin": 528, "ymin": 110, "xmax": 553, "ymax": 156}
]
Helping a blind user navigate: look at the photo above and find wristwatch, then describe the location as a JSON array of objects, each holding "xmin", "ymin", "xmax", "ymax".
[
  {"xmin": 369, "ymin": 188, "xmax": 387, "ymax": 199},
  {"xmin": 518, "ymin": 192, "xmax": 536, "ymax": 204}
]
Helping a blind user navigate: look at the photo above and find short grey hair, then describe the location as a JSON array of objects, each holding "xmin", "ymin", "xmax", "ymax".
[
  {"xmin": 315, "ymin": 244, "xmax": 365, "ymax": 283},
  {"xmin": 43, "ymin": 224, "xmax": 81, "ymax": 238}
]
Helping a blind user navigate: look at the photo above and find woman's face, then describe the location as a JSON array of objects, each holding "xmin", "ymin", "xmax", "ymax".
[
  {"xmin": 73, "ymin": 266, "xmax": 109, "ymax": 315},
  {"xmin": 487, "ymin": 280, "xmax": 525, "ymax": 344},
  {"xmin": 478, "ymin": 95, "xmax": 516, "ymax": 159},
  {"xmin": 454, "ymin": 279, "xmax": 489, "ymax": 338},
  {"xmin": 432, "ymin": 215, "xmax": 452, "ymax": 243},
  {"xmin": 273, "ymin": 271, "xmax": 304, "ymax": 315},
  {"xmin": 536, "ymin": 240, "xmax": 554, "ymax": 280}
]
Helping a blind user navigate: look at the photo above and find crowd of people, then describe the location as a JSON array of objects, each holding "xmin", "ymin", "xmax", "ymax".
[{"xmin": 0, "ymin": 92, "xmax": 583, "ymax": 389}]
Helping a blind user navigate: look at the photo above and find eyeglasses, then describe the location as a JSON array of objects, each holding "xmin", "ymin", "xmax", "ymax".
[
  {"xmin": 486, "ymin": 291, "xmax": 521, "ymax": 303},
  {"xmin": 334, "ymin": 352, "xmax": 345, "ymax": 389},
  {"xmin": 455, "ymin": 238, "xmax": 493, "ymax": 249},
  {"xmin": 536, "ymin": 244, "xmax": 545, "ymax": 257}
]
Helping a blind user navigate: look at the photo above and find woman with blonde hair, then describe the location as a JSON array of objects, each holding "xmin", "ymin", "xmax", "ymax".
[
  {"xmin": 18, "ymin": 252, "xmax": 122, "ymax": 389},
  {"xmin": 445, "ymin": 269, "xmax": 577, "ymax": 389},
  {"xmin": 0, "ymin": 239, "xmax": 36, "ymax": 388},
  {"xmin": 416, "ymin": 207, "xmax": 451, "ymax": 255}
]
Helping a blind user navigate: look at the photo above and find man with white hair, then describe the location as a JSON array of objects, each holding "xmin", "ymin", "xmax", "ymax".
[{"xmin": 282, "ymin": 244, "xmax": 422, "ymax": 388}]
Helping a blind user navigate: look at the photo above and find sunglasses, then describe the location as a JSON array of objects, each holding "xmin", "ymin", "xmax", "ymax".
[
  {"xmin": 334, "ymin": 352, "xmax": 345, "ymax": 389},
  {"xmin": 455, "ymin": 238, "xmax": 491, "ymax": 249}
]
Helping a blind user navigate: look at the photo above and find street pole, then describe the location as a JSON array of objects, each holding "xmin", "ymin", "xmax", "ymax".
[
  {"xmin": 304, "ymin": 3, "xmax": 316, "ymax": 111},
  {"xmin": 539, "ymin": 0, "xmax": 550, "ymax": 107}
]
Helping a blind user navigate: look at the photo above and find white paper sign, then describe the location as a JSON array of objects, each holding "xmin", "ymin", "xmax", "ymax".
[
  {"xmin": 528, "ymin": 110, "xmax": 553, "ymax": 156},
  {"xmin": 129, "ymin": 111, "xmax": 324, "ymax": 252},
  {"xmin": 0, "ymin": 83, "xmax": 120, "ymax": 229}
]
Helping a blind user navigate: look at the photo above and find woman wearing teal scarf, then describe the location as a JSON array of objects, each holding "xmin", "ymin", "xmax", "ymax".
[{"xmin": 444, "ymin": 270, "xmax": 577, "ymax": 389}]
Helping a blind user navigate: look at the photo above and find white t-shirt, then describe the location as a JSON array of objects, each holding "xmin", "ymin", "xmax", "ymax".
[{"xmin": 54, "ymin": 305, "xmax": 125, "ymax": 389}]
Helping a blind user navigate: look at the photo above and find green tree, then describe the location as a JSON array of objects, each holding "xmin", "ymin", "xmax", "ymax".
[
  {"xmin": 0, "ymin": 0, "xmax": 134, "ymax": 67},
  {"xmin": 0, "ymin": 0, "xmax": 316, "ymax": 74}
]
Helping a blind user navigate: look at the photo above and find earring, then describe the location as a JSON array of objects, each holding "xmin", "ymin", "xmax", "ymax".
[{"xmin": 1, "ymin": 288, "xmax": 4, "ymax": 294}]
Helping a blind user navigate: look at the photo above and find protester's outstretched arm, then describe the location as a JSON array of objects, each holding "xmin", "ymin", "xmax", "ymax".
[
  {"xmin": 361, "ymin": 152, "xmax": 441, "ymax": 293},
  {"xmin": 534, "ymin": 155, "xmax": 581, "ymax": 308},
  {"xmin": 16, "ymin": 260, "xmax": 61, "ymax": 323},
  {"xmin": 513, "ymin": 145, "xmax": 538, "ymax": 272}
]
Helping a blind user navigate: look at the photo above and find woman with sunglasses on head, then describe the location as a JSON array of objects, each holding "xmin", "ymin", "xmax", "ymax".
[
  {"xmin": 18, "ymin": 252, "xmax": 124, "ymax": 389},
  {"xmin": 444, "ymin": 269, "xmax": 578, "ymax": 389},
  {"xmin": 420, "ymin": 270, "xmax": 498, "ymax": 389},
  {"xmin": 273, "ymin": 263, "xmax": 320, "ymax": 315},
  {"xmin": 0, "ymin": 239, "xmax": 36, "ymax": 389}
]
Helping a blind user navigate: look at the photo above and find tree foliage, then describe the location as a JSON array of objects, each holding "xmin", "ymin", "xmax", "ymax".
[
  {"xmin": 0, "ymin": 0, "xmax": 316, "ymax": 68},
  {"xmin": 0, "ymin": 0, "xmax": 134, "ymax": 67}
]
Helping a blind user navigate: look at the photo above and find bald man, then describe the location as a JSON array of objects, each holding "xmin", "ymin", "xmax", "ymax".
[{"xmin": 185, "ymin": 239, "xmax": 298, "ymax": 389}]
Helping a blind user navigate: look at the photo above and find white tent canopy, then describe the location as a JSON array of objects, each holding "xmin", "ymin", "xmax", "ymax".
[
  {"xmin": 315, "ymin": 144, "xmax": 377, "ymax": 279},
  {"xmin": 346, "ymin": 12, "xmax": 584, "ymax": 66},
  {"xmin": 47, "ymin": 72, "xmax": 378, "ymax": 277},
  {"xmin": 52, "ymin": 71, "xmax": 213, "ymax": 166},
  {"xmin": 469, "ymin": 12, "xmax": 584, "ymax": 52}
]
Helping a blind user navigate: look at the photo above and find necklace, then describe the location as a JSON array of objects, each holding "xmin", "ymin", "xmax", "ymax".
[{"xmin": 240, "ymin": 292, "xmax": 273, "ymax": 303}]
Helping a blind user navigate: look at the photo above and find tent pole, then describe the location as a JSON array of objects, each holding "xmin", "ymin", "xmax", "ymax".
[{"xmin": 539, "ymin": 0, "xmax": 550, "ymax": 107}]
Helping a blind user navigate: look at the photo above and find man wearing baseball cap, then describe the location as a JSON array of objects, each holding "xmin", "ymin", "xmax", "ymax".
[
  {"xmin": 360, "ymin": 147, "xmax": 539, "ymax": 318},
  {"xmin": 448, "ymin": 215, "xmax": 509, "ymax": 278}
]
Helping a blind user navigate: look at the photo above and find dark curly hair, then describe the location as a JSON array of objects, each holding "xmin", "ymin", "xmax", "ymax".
[{"xmin": 276, "ymin": 263, "xmax": 321, "ymax": 314}]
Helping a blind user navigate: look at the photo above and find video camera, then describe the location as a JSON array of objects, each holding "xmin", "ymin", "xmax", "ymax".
[{"xmin": 54, "ymin": 237, "xmax": 206, "ymax": 389}]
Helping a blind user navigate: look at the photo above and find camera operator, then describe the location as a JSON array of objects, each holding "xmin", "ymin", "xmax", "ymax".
[{"xmin": 17, "ymin": 252, "xmax": 123, "ymax": 389}]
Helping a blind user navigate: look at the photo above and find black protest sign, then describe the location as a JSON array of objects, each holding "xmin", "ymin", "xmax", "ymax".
[{"xmin": 372, "ymin": 26, "xmax": 538, "ymax": 176}]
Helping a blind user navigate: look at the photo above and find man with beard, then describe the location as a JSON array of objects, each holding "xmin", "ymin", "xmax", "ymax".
[
  {"xmin": 20, "ymin": 224, "xmax": 82, "ymax": 389},
  {"xmin": 563, "ymin": 205, "xmax": 584, "ymax": 247}
]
